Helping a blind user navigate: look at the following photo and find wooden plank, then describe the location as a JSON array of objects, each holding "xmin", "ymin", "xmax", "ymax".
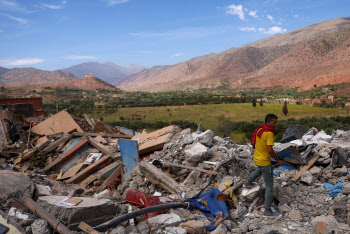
[
  {"xmin": 162, "ymin": 161, "xmax": 218, "ymax": 175},
  {"xmin": 96, "ymin": 165, "xmax": 123, "ymax": 193},
  {"xmin": 79, "ymin": 175, "xmax": 97, "ymax": 188},
  {"xmin": 61, "ymin": 163, "xmax": 85, "ymax": 180},
  {"xmin": 43, "ymin": 137, "xmax": 88, "ymax": 171},
  {"xmin": 87, "ymin": 136, "xmax": 113, "ymax": 155},
  {"xmin": 42, "ymin": 135, "xmax": 71, "ymax": 154},
  {"xmin": 74, "ymin": 132, "xmax": 132, "ymax": 139},
  {"xmin": 78, "ymin": 161, "xmax": 121, "ymax": 188},
  {"xmin": 291, "ymin": 154, "xmax": 319, "ymax": 182},
  {"xmin": 20, "ymin": 140, "xmax": 51, "ymax": 162},
  {"xmin": 66, "ymin": 156, "xmax": 111, "ymax": 184},
  {"xmin": 78, "ymin": 221, "xmax": 92, "ymax": 233}
]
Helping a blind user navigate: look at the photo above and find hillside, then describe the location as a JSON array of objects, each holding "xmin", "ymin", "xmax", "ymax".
[
  {"xmin": 0, "ymin": 67, "xmax": 75, "ymax": 86},
  {"xmin": 118, "ymin": 17, "xmax": 350, "ymax": 92},
  {"xmin": 60, "ymin": 62, "xmax": 146, "ymax": 85}
]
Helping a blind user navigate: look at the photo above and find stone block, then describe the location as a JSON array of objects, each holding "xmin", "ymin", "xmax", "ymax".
[
  {"xmin": 37, "ymin": 195, "xmax": 116, "ymax": 230},
  {"xmin": 289, "ymin": 210, "xmax": 302, "ymax": 221},
  {"xmin": 184, "ymin": 143, "xmax": 207, "ymax": 162},
  {"xmin": 300, "ymin": 171, "xmax": 315, "ymax": 185},
  {"xmin": 192, "ymin": 130, "xmax": 214, "ymax": 146},
  {"xmin": 0, "ymin": 170, "xmax": 34, "ymax": 203},
  {"xmin": 179, "ymin": 220, "xmax": 206, "ymax": 234},
  {"xmin": 31, "ymin": 219, "xmax": 51, "ymax": 234},
  {"xmin": 148, "ymin": 213, "xmax": 181, "ymax": 225},
  {"xmin": 344, "ymin": 183, "xmax": 350, "ymax": 195}
]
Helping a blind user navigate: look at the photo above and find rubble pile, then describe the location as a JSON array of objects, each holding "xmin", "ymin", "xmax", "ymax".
[{"xmin": 1, "ymin": 106, "xmax": 350, "ymax": 233}]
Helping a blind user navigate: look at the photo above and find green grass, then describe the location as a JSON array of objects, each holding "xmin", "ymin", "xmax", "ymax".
[{"xmin": 102, "ymin": 103, "xmax": 349, "ymax": 130}]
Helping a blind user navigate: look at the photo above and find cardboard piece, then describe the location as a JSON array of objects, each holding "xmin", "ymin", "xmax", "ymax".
[
  {"xmin": 132, "ymin": 126, "xmax": 176, "ymax": 155},
  {"xmin": 31, "ymin": 110, "xmax": 83, "ymax": 135}
]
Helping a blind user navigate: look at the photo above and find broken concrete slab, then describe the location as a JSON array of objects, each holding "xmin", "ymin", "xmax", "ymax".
[
  {"xmin": 34, "ymin": 184, "xmax": 53, "ymax": 199},
  {"xmin": 147, "ymin": 213, "xmax": 181, "ymax": 225},
  {"xmin": 31, "ymin": 219, "xmax": 51, "ymax": 234},
  {"xmin": 192, "ymin": 130, "xmax": 214, "ymax": 146},
  {"xmin": 184, "ymin": 143, "xmax": 208, "ymax": 162},
  {"xmin": 37, "ymin": 196, "xmax": 116, "ymax": 230},
  {"xmin": 300, "ymin": 171, "xmax": 316, "ymax": 185},
  {"xmin": 31, "ymin": 110, "xmax": 83, "ymax": 135},
  {"xmin": 311, "ymin": 215, "xmax": 341, "ymax": 233},
  {"xmin": 179, "ymin": 220, "xmax": 206, "ymax": 234},
  {"xmin": 0, "ymin": 170, "xmax": 34, "ymax": 203}
]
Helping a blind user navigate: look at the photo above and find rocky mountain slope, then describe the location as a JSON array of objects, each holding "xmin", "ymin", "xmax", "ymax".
[
  {"xmin": 60, "ymin": 62, "xmax": 146, "ymax": 85},
  {"xmin": 0, "ymin": 67, "xmax": 75, "ymax": 87},
  {"xmin": 10, "ymin": 74, "xmax": 120, "ymax": 91},
  {"xmin": 118, "ymin": 17, "xmax": 350, "ymax": 92}
]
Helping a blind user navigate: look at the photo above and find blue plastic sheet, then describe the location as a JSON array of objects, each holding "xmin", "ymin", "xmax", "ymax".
[
  {"xmin": 324, "ymin": 182, "xmax": 343, "ymax": 198},
  {"xmin": 188, "ymin": 188, "xmax": 230, "ymax": 231}
]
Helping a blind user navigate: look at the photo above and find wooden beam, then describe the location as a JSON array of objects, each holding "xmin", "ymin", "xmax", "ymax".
[
  {"xmin": 43, "ymin": 137, "xmax": 88, "ymax": 171},
  {"xmin": 20, "ymin": 140, "xmax": 51, "ymax": 162},
  {"xmin": 292, "ymin": 154, "xmax": 319, "ymax": 182},
  {"xmin": 96, "ymin": 165, "xmax": 123, "ymax": 193},
  {"xmin": 73, "ymin": 132, "xmax": 132, "ymax": 139},
  {"xmin": 42, "ymin": 135, "xmax": 71, "ymax": 154},
  {"xmin": 162, "ymin": 161, "xmax": 218, "ymax": 175},
  {"xmin": 87, "ymin": 136, "xmax": 113, "ymax": 155},
  {"xmin": 66, "ymin": 156, "xmax": 111, "ymax": 184},
  {"xmin": 139, "ymin": 161, "xmax": 184, "ymax": 194}
]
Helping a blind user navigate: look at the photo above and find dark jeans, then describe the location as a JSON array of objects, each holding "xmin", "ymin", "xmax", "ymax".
[{"xmin": 248, "ymin": 164, "xmax": 273, "ymax": 211}]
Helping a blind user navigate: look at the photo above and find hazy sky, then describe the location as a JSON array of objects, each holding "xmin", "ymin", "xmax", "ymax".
[{"xmin": 0, "ymin": 0, "xmax": 349, "ymax": 70}]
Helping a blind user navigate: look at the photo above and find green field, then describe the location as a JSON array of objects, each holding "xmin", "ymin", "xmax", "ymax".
[{"xmin": 103, "ymin": 103, "xmax": 349, "ymax": 130}]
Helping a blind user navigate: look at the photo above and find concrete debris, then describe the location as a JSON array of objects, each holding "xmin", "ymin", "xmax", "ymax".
[{"xmin": 2, "ymin": 106, "xmax": 350, "ymax": 233}]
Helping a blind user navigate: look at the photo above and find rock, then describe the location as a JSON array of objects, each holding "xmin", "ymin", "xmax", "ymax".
[
  {"xmin": 184, "ymin": 143, "xmax": 208, "ymax": 162},
  {"xmin": 31, "ymin": 219, "xmax": 51, "ymax": 234},
  {"xmin": 289, "ymin": 210, "xmax": 302, "ymax": 221},
  {"xmin": 37, "ymin": 195, "xmax": 116, "ymax": 230},
  {"xmin": 183, "ymin": 134, "xmax": 194, "ymax": 145},
  {"xmin": 134, "ymin": 175, "xmax": 144, "ymax": 186},
  {"xmin": 179, "ymin": 220, "xmax": 206, "ymax": 234},
  {"xmin": 137, "ymin": 221, "xmax": 151, "ymax": 233},
  {"xmin": 309, "ymin": 166, "xmax": 321, "ymax": 175},
  {"xmin": 240, "ymin": 222, "xmax": 248, "ymax": 233},
  {"xmin": 333, "ymin": 166, "xmax": 348, "ymax": 177},
  {"xmin": 0, "ymin": 170, "xmax": 35, "ymax": 203},
  {"xmin": 110, "ymin": 226, "xmax": 126, "ymax": 234},
  {"xmin": 180, "ymin": 128, "xmax": 192, "ymax": 136},
  {"xmin": 311, "ymin": 215, "xmax": 340, "ymax": 232},
  {"xmin": 213, "ymin": 136, "xmax": 226, "ymax": 145},
  {"xmin": 211, "ymin": 223, "xmax": 227, "ymax": 234},
  {"xmin": 148, "ymin": 213, "xmax": 181, "ymax": 226},
  {"xmin": 300, "ymin": 171, "xmax": 315, "ymax": 185},
  {"xmin": 163, "ymin": 227, "xmax": 187, "ymax": 234},
  {"xmin": 34, "ymin": 184, "xmax": 52, "ymax": 200},
  {"xmin": 343, "ymin": 183, "xmax": 350, "ymax": 194},
  {"xmin": 192, "ymin": 130, "xmax": 214, "ymax": 146},
  {"xmin": 125, "ymin": 225, "xmax": 138, "ymax": 233}
]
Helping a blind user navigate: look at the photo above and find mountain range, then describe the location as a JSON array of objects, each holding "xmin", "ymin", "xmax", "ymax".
[
  {"xmin": 2, "ymin": 17, "xmax": 350, "ymax": 92},
  {"xmin": 60, "ymin": 62, "xmax": 146, "ymax": 85},
  {"xmin": 117, "ymin": 17, "xmax": 350, "ymax": 92}
]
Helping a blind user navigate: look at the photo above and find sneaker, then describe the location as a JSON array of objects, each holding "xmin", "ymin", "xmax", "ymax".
[
  {"xmin": 264, "ymin": 209, "xmax": 279, "ymax": 217},
  {"xmin": 243, "ymin": 181, "xmax": 256, "ymax": 188}
]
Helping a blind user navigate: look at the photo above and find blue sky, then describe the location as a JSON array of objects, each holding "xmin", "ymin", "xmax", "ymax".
[{"xmin": 0, "ymin": 0, "xmax": 349, "ymax": 71}]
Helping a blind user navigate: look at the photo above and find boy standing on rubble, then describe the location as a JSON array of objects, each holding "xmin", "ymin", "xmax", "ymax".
[{"xmin": 244, "ymin": 113, "xmax": 283, "ymax": 216}]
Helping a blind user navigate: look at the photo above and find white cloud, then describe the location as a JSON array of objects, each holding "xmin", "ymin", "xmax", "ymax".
[
  {"xmin": 0, "ymin": 0, "xmax": 31, "ymax": 13},
  {"xmin": 0, "ymin": 58, "xmax": 44, "ymax": 66},
  {"xmin": 240, "ymin": 27, "xmax": 256, "ymax": 32},
  {"xmin": 61, "ymin": 0, "xmax": 67, "ymax": 4},
  {"xmin": 63, "ymin": 55, "xmax": 97, "ymax": 60},
  {"xmin": 173, "ymin": 53, "xmax": 183, "ymax": 57},
  {"xmin": 293, "ymin": 14, "xmax": 299, "ymax": 18},
  {"xmin": 105, "ymin": 0, "xmax": 128, "ymax": 6},
  {"xmin": 259, "ymin": 26, "xmax": 287, "ymax": 35},
  {"xmin": 226, "ymin": 4, "xmax": 244, "ymax": 20},
  {"xmin": 42, "ymin": 4, "xmax": 63, "ymax": 10},
  {"xmin": 248, "ymin": 10, "xmax": 258, "ymax": 18},
  {"xmin": 267, "ymin": 15, "xmax": 274, "ymax": 21},
  {"xmin": 0, "ymin": 13, "xmax": 27, "ymax": 24}
]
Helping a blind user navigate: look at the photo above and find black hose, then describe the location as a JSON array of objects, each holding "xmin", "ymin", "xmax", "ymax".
[{"xmin": 93, "ymin": 203, "xmax": 190, "ymax": 232}]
